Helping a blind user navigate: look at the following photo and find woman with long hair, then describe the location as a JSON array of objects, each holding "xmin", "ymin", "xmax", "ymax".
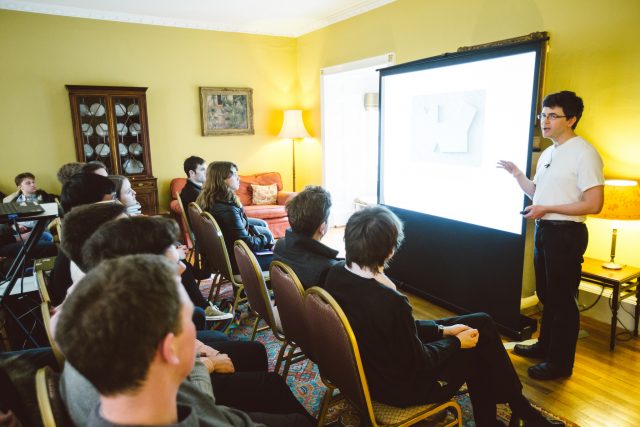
[
  {"xmin": 108, "ymin": 175, "xmax": 141, "ymax": 215},
  {"xmin": 196, "ymin": 161, "xmax": 274, "ymax": 272}
]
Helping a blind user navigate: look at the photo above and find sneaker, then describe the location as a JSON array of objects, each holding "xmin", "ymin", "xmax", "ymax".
[{"xmin": 205, "ymin": 302, "xmax": 233, "ymax": 321}]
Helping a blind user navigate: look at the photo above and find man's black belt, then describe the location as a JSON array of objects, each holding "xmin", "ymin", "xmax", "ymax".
[{"xmin": 535, "ymin": 219, "xmax": 584, "ymax": 226}]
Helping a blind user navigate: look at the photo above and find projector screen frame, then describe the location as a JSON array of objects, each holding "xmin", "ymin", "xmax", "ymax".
[{"xmin": 378, "ymin": 35, "xmax": 548, "ymax": 339}]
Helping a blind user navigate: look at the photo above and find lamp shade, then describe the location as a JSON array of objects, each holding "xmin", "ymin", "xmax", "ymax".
[
  {"xmin": 278, "ymin": 110, "xmax": 310, "ymax": 138},
  {"xmin": 592, "ymin": 179, "xmax": 640, "ymax": 220}
]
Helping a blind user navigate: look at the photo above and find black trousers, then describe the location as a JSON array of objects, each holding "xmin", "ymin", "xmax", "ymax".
[
  {"xmin": 417, "ymin": 313, "xmax": 524, "ymax": 426},
  {"xmin": 534, "ymin": 221, "xmax": 587, "ymax": 371}
]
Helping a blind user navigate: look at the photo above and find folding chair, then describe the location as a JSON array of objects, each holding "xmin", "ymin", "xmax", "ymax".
[{"xmin": 305, "ymin": 287, "xmax": 462, "ymax": 426}]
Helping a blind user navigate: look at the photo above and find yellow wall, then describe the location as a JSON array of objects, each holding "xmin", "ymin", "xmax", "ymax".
[
  {"xmin": 0, "ymin": 10, "xmax": 298, "ymax": 209},
  {"xmin": 296, "ymin": 0, "xmax": 640, "ymax": 266}
]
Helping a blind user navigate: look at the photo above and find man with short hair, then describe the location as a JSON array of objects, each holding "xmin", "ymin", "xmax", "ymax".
[
  {"xmin": 273, "ymin": 185, "xmax": 340, "ymax": 288},
  {"xmin": 181, "ymin": 156, "xmax": 207, "ymax": 208},
  {"xmin": 59, "ymin": 173, "xmax": 115, "ymax": 213},
  {"xmin": 56, "ymin": 162, "xmax": 86, "ymax": 185},
  {"xmin": 498, "ymin": 90, "xmax": 604, "ymax": 380},
  {"xmin": 3, "ymin": 172, "xmax": 56, "ymax": 204},
  {"xmin": 55, "ymin": 255, "xmax": 263, "ymax": 427},
  {"xmin": 81, "ymin": 160, "xmax": 109, "ymax": 177}
]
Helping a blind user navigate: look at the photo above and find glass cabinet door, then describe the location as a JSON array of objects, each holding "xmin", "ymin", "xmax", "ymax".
[
  {"xmin": 73, "ymin": 95, "xmax": 116, "ymax": 173},
  {"xmin": 111, "ymin": 96, "xmax": 146, "ymax": 177}
]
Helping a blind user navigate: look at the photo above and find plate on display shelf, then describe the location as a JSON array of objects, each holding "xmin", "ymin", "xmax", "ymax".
[
  {"xmin": 89, "ymin": 103, "xmax": 106, "ymax": 117},
  {"xmin": 114, "ymin": 103, "xmax": 126, "ymax": 117},
  {"xmin": 129, "ymin": 123, "xmax": 141, "ymax": 136},
  {"xmin": 81, "ymin": 123, "xmax": 94, "ymax": 137},
  {"xmin": 83, "ymin": 143, "xmax": 94, "ymax": 158},
  {"xmin": 129, "ymin": 142, "xmax": 143, "ymax": 156},
  {"xmin": 79, "ymin": 104, "xmax": 89, "ymax": 116},
  {"xmin": 118, "ymin": 143, "xmax": 128, "ymax": 156},
  {"xmin": 95, "ymin": 143, "xmax": 110, "ymax": 157},
  {"xmin": 95, "ymin": 123, "xmax": 109, "ymax": 137},
  {"xmin": 116, "ymin": 123, "xmax": 128, "ymax": 136},
  {"xmin": 127, "ymin": 104, "xmax": 140, "ymax": 116},
  {"xmin": 123, "ymin": 158, "xmax": 144, "ymax": 174}
]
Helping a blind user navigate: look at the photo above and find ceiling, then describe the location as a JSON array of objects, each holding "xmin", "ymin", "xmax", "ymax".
[{"xmin": 0, "ymin": 0, "xmax": 396, "ymax": 37}]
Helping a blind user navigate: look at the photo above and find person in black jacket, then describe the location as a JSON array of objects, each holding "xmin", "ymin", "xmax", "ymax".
[
  {"xmin": 324, "ymin": 206, "xmax": 563, "ymax": 427},
  {"xmin": 2, "ymin": 172, "xmax": 56, "ymax": 204},
  {"xmin": 180, "ymin": 156, "xmax": 207, "ymax": 209},
  {"xmin": 196, "ymin": 162, "xmax": 274, "ymax": 273},
  {"xmin": 273, "ymin": 185, "xmax": 340, "ymax": 288}
]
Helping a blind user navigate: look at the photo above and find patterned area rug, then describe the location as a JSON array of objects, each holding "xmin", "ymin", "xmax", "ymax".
[{"xmin": 203, "ymin": 281, "xmax": 574, "ymax": 426}]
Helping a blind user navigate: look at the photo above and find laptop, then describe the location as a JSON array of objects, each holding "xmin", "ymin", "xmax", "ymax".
[{"xmin": 0, "ymin": 201, "xmax": 46, "ymax": 219}]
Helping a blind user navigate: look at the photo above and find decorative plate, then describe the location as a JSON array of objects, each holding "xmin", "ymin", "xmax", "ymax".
[
  {"xmin": 118, "ymin": 143, "xmax": 128, "ymax": 156},
  {"xmin": 79, "ymin": 104, "xmax": 89, "ymax": 116},
  {"xmin": 114, "ymin": 103, "xmax": 126, "ymax": 117},
  {"xmin": 129, "ymin": 123, "xmax": 141, "ymax": 136},
  {"xmin": 116, "ymin": 123, "xmax": 128, "ymax": 136},
  {"xmin": 95, "ymin": 123, "xmax": 109, "ymax": 137},
  {"xmin": 81, "ymin": 123, "xmax": 94, "ymax": 137},
  {"xmin": 89, "ymin": 103, "xmax": 106, "ymax": 117},
  {"xmin": 123, "ymin": 158, "xmax": 144, "ymax": 174},
  {"xmin": 83, "ymin": 143, "xmax": 94, "ymax": 158},
  {"xmin": 95, "ymin": 143, "xmax": 110, "ymax": 157},
  {"xmin": 127, "ymin": 104, "xmax": 140, "ymax": 116},
  {"xmin": 129, "ymin": 142, "xmax": 143, "ymax": 156}
]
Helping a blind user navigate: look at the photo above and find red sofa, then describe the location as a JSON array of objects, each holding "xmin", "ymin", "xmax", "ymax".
[{"xmin": 169, "ymin": 172, "xmax": 295, "ymax": 241}]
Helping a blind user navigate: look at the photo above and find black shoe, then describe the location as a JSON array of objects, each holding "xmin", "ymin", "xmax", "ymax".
[
  {"xmin": 509, "ymin": 409, "xmax": 565, "ymax": 426},
  {"xmin": 513, "ymin": 342, "xmax": 547, "ymax": 359},
  {"xmin": 527, "ymin": 362, "xmax": 572, "ymax": 380}
]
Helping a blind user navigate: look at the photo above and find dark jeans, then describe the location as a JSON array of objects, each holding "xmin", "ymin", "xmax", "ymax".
[
  {"xmin": 416, "ymin": 313, "xmax": 524, "ymax": 426},
  {"xmin": 534, "ymin": 221, "xmax": 588, "ymax": 371}
]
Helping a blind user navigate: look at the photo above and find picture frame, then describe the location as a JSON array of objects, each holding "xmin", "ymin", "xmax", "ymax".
[{"xmin": 200, "ymin": 87, "xmax": 254, "ymax": 136}]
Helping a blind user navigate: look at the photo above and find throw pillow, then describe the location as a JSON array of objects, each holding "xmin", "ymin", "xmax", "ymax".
[{"xmin": 251, "ymin": 184, "xmax": 278, "ymax": 205}]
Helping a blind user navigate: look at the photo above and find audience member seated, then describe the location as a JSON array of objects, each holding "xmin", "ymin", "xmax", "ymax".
[
  {"xmin": 55, "ymin": 255, "xmax": 312, "ymax": 427},
  {"xmin": 0, "ymin": 224, "xmax": 56, "ymax": 274},
  {"xmin": 56, "ymin": 162, "xmax": 86, "ymax": 185},
  {"xmin": 273, "ymin": 185, "xmax": 340, "ymax": 288},
  {"xmin": 81, "ymin": 160, "xmax": 108, "ymax": 177},
  {"xmin": 109, "ymin": 174, "xmax": 142, "ymax": 216},
  {"xmin": 324, "ymin": 206, "xmax": 563, "ymax": 427},
  {"xmin": 196, "ymin": 162, "xmax": 274, "ymax": 273},
  {"xmin": 180, "ymin": 155, "xmax": 207, "ymax": 208},
  {"xmin": 49, "ymin": 173, "xmax": 115, "ymax": 304},
  {"xmin": 2, "ymin": 172, "xmax": 56, "ymax": 204},
  {"xmin": 80, "ymin": 215, "xmax": 232, "ymax": 325}
]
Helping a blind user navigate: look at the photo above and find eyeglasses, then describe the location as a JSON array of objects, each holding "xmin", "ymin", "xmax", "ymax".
[{"xmin": 537, "ymin": 113, "xmax": 567, "ymax": 121}]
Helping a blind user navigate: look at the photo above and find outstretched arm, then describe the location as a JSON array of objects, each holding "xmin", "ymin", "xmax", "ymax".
[{"xmin": 497, "ymin": 160, "xmax": 536, "ymax": 199}]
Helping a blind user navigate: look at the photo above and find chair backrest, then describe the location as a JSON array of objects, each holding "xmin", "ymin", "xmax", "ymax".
[
  {"xmin": 304, "ymin": 287, "xmax": 374, "ymax": 420},
  {"xmin": 234, "ymin": 240, "xmax": 280, "ymax": 333},
  {"xmin": 175, "ymin": 191, "xmax": 194, "ymax": 248},
  {"xmin": 35, "ymin": 366, "xmax": 73, "ymax": 427},
  {"xmin": 189, "ymin": 208, "xmax": 238, "ymax": 285},
  {"xmin": 40, "ymin": 302, "xmax": 66, "ymax": 369},
  {"xmin": 270, "ymin": 260, "xmax": 314, "ymax": 360}
]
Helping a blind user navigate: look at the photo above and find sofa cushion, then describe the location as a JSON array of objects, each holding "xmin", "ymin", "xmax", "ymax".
[
  {"xmin": 237, "ymin": 172, "xmax": 283, "ymax": 206},
  {"xmin": 244, "ymin": 204, "xmax": 287, "ymax": 220},
  {"xmin": 251, "ymin": 184, "xmax": 278, "ymax": 205}
]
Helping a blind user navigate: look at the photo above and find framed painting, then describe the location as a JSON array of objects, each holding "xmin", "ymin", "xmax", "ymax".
[{"xmin": 200, "ymin": 87, "xmax": 254, "ymax": 136}]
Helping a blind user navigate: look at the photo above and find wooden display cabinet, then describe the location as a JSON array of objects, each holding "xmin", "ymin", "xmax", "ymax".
[{"xmin": 66, "ymin": 85, "xmax": 158, "ymax": 215}]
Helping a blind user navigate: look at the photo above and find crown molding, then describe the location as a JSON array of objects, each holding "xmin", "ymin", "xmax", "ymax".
[{"xmin": 0, "ymin": 0, "xmax": 397, "ymax": 37}]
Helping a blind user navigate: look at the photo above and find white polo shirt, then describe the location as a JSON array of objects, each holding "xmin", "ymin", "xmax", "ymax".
[{"xmin": 533, "ymin": 136, "xmax": 604, "ymax": 222}]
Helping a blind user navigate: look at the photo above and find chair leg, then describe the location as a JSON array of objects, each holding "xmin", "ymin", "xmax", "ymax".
[
  {"xmin": 281, "ymin": 341, "xmax": 298, "ymax": 378},
  {"xmin": 317, "ymin": 384, "xmax": 336, "ymax": 426},
  {"xmin": 250, "ymin": 317, "xmax": 261, "ymax": 341},
  {"xmin": 274, "ymin": 340, "xmax": 290, "ymax": 375}
]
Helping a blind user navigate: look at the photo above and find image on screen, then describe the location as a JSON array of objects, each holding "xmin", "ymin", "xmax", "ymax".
[{"xmin": 380, "ymin": 50, "xmax": 538, "ymax": 235}]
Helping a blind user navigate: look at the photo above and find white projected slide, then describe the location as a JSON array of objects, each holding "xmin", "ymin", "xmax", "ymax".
[{"xmin": 380, "ymin": 51, "xmax": 536, "ymax": 235}]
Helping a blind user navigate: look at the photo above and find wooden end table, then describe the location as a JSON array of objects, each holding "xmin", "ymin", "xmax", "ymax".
[{"xmin": 581, "ymin": 257, "xmax": 640, "ymax": 350}]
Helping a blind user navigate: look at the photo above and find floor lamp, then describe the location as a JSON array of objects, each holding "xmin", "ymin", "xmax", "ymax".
[
  {"xmin": 278, "ymin": 110, "xmax": 310, "ymax": 191},
  {"xmin": 591, "ymin": 179, "xmax": 640, "ymax": 269}
]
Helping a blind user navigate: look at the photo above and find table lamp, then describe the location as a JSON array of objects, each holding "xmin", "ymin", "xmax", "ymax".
[
  {"xmin": 278, "ymin": 110, "xmax": 310, "ymax": 191},
  {"xmin": 592, "ymin": 179, "xmax": 640, "ymax": 269}
]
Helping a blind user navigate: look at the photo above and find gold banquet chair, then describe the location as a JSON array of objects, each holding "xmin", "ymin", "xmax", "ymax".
[
  {"xmin": 36, "ymin": 366, "xmax": 73, "ymax": 427},
  {"xmin": 304, "ymin": 287, "xmax": 462, "ymax": 427}
]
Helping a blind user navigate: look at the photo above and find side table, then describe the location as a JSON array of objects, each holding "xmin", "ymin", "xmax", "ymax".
[{"xmin": 581, "ymin": 257, "xmax": 640, "ymax": 350}]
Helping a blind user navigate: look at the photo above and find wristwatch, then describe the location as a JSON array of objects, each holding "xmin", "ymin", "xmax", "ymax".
[{"xmin": 437, "ymin": 324, "xmax": 445, "ymax": 339}]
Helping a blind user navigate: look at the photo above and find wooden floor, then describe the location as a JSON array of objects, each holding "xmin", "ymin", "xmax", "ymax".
[{"xmin": 407, "ymin": 292, "xmax": 640, "ymax": 427}]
